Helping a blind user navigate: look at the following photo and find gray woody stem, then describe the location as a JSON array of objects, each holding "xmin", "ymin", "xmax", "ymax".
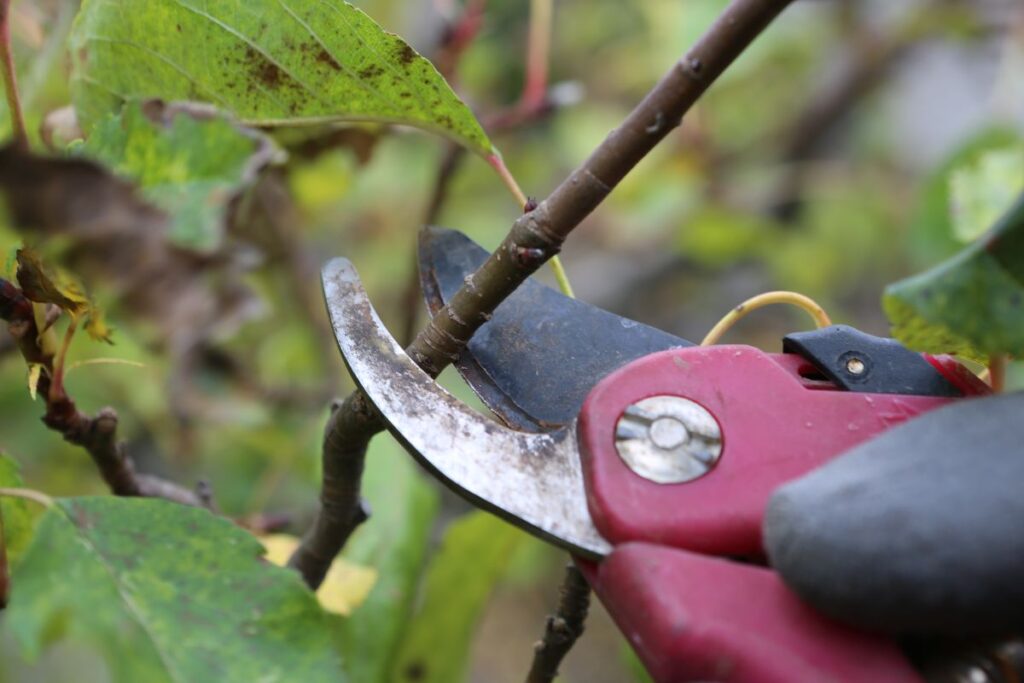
[
  {"xmin": 525, "ymin": 564, "xmax": 591, "ymax": 683},
  {"xmin": 288, "ymin": 0, "xmax": 795, "ymax": 588}
]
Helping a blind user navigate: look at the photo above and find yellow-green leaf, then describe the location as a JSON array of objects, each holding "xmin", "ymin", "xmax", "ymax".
[
  {"xmin": 69, "ymin": 0, "xmax": 494, "ymax": 157},
  {"xmin": 74, "ymin": 100, "xmax": 283, "ymax": 253},
  {"xmin": 0, "ymin": 454, "xmax": 36, "ymax": 565},
  {"xmin": 261, "ymin": 533, "xmax": 377, "ymax": 616},
  {"xmin": 949, "ymin": 144, "xmax": 1024, "ymax": 243},
  {"xmin": 3, "ymin": 497, "xmax": 345, "ymax": 682},
  {"xmin": 392, "ymin": 511, "xmax": 526, "ymax": 683}
]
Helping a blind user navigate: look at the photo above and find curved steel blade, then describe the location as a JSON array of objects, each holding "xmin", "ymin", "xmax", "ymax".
[
  {"xmin": 419, "ymin": 226, "xmax": 691, "ymax": 431},
  {"xmin": 323, "ymin": 258, "xmax": 612, "ymax": 559}
]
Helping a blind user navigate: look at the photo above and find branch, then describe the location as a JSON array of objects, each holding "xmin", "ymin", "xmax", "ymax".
[
  {"xmin": 290, "ymin": 0, "xmax": 794, "ymax": 588},
  {"xmin": 287, "ymin": 392, "xmax": 373, "ymax": 587},
  {"xmin": 525, "ymin": 563, "xmax": 591, "ymax": 683},
  {"xmin": 0, "ymin": 0, "xmax": 27, "ymax": 148},
  {"xmin": 0, "ymin": 278, "xmax": 208, "ymax": 508},
  {"xmin": 0, "ymin": 502, "xmax": 8, "ymax": 610}
]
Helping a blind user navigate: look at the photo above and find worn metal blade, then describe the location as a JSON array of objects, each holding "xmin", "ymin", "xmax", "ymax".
[
  {"xmin": 323, "ymin": 257, "xmax": 612, "ymax": 559},
  {"xmin": 419, "ymin": 226, "xmax": 691, "ymax": 431}
]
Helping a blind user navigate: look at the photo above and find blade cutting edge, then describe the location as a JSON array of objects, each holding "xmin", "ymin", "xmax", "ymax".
[{"xmin": 323, "ymin": 257, "xmax": 612, "ymax": 559}]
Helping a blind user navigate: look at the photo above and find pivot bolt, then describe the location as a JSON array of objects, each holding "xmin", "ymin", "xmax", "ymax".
[
  {"xmin": 614, "ymin": 395, "xmax": 723, "ymax": 484},
  {"xmin": 845, "ymin": 357, "xmax": 866, "ymax": 375}
]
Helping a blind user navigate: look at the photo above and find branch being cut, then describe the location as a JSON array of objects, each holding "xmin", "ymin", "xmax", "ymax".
[
  {"xmin": 405, "ymin": 0, "xmax": 793, "ymax": 376},
  {"xmin": 525, "ymin": 564, "xmax": 591, "ymax": 683},
  {"xmin": 290, "ymin": 0, "xmax": 795, "ymax": 588},
  {"xmin": 0, "ymin": 278, "xmax": 207, "ymax": 508}
]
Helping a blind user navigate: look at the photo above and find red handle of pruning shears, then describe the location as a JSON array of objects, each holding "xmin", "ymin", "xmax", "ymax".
[
  {"xmin": 574, "ymin": 344, "xmax": 988, "ymax": 683},
  {"xmin": 580, "ymin": 544, "xmax": 923, "ymax": 683}
]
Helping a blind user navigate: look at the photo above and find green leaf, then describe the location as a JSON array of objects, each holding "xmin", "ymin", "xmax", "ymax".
[
  {"xmin": 949, "ymin": 143, "xmax": 1024, "ymax": 243},
  {"xmin": 392, "ymin": 511, "xmax": 526, "ymax": 683},
  {"xmin": 334, "ymin": 436, "xmax": 439, "ymax": 683},
  {"xmin": 69, "ymin": 0, "xmax": 494, "ymax": 157},
  {"xmin": 3, "ymin": 497, "xmax": 345, "ymax": 683},
  {"xmin": 884, "ymin": 191, "xmax": 1024, "ymax": 360},
  {"xmin": 0, "ymin": 454, "xmax": 34, "ymax": 564},
  {"xmin": 74, "ymin": 100, "xmax": 282, "ymax": 252},
  {"xmin": 908, "ymin": 127, "xmax": 1022, "ymax": 267}
]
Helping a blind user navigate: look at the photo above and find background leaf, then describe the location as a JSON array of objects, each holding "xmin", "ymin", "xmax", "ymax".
[
  {"xmin": 69, "ymin": 0, "xmax": 494, "ymax": 156},
  {"xmin": 884, "ymin": 191, "xmax": 1024, "ymax": 360},
  {"xmin": 333, "ymin": 436, "xmax": 439, "ymax": 683},
  {"xmin": 261, "ymin": 534, "xmax": 378, "ymax": 616},
  {"xmin": 2, "ymin": 497, "xmax": 345, "ymax": 683},
  {"xmin": 0, "ymin": 454, "xmax": 35, "ymax": 565},
  {"xmin": 907, "ymin": 127, "xmax": 1022, "ymax": 268},
  {"xmin": 391, "ymin": 511, "xmax": 526, "ymax": 683},
  {"xmin": 949, "ymin": 143, "xmax": 1024, "ymax": 243},
  {"xmin": 74, "ymin": 100, "xmax": 282, "ymax": 253}
]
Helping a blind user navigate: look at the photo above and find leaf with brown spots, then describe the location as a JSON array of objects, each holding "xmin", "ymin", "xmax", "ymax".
[{"xmin": 69, "ymin": 0, "xmax": 495, "ymax": 157}]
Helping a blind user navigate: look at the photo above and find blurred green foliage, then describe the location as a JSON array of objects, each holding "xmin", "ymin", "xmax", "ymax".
[{"xmin": 1, "ymin": 1, "xmax": 1022, "ymax": 682}]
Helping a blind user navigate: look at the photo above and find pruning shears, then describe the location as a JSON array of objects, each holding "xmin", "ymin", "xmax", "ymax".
[{"xmin": 323, "ymin": 229, "xmax": 1022, "ymax": 683}]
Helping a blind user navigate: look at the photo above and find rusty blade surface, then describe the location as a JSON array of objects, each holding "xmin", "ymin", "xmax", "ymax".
[{"xmin": 323, "ymin": 258, "xmax": 612, "ymax": 559}]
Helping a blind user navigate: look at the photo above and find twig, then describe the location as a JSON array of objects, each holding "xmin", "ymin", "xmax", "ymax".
[
  {"xmin": 287, "ymin": 393, "xmax": 373, "ymax": 588},
  {"xmin": 405, "ymin": 0, "xmax": 793, "ymax": 377},
  {"xmin": 0, "ymin": 278, "xmax": 208, "ymax": 508},
  {"xmin": 763, "ymin": 0, "xmax": 980, "ymax": 218},
  {"xmin": 525, "ymin": 563, "xmax": 591, "ymax": 683},
  {"xmin": 290, "ymin": 0, "xmax": 795, "ymax": 589},
  {"xmin": 0, "ymin": 502, "xmax": 8, "ymax": 610},
  {"xmin": 434, "ymin": 0, "xmax": 485, "ymax": 84},
  {"xmin": 0, "ymin": 0, "xmax": 27, "ymax": 148}
]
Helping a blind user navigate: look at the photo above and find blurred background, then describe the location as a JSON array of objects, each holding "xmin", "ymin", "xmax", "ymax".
[{"xmin": 1, "ymin": 0, "xmax": 1023, "ymax": 681}]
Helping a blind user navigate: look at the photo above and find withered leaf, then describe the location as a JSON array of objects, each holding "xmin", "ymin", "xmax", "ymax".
[
  {"xmin": 0, "ymin": 139, "xmax": 260, "ymax": 362},
  {"xmin": 15, "ymin": 248, "xmax": 114, "ymax": 345}
]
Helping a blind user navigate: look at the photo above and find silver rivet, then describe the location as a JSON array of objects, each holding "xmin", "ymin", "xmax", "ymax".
[
  {"xmin": 614, "ymin": 396, "xmax": 722, "ymax": 484},
  {"xmin": 845, "ymin": 357, "xmax": 866, "ymax": 375},
  {"xmin": 966, "ymin": 667, "xmax": 989, "ymax": 683}
]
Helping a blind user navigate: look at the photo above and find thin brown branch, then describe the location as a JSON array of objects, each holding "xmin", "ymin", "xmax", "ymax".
[
  {"xmin": 434, "ymin": 0, "xmax": 485, "ymax": 84},
  {"xmin": 290, "ymin": 0, "xmax": 794, "ymax": 589},
  {"xmin": 0, "ymin": 0, "xmax": 26, "ymax": 148},
  {"xmin": 0, "ymin": 277, "xmax": 208, "ymax": 508},
  {"xmin": 761, "ymin": 0, "xmax": 982, "ymax": 219},
  {"xmin": 286, "ymin": 393, "xmax": 373, "ymax": 588},
  {"xmin": 0, "ymin": 501, "xmax": 8, "ymax": 610},
  {"xmin": 406, "ymin": 0, "xmax": 793, "ymax": 377},
  {"xmin": 525, "ymin": 563, "xmax": 591, "ymax": 683}
]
